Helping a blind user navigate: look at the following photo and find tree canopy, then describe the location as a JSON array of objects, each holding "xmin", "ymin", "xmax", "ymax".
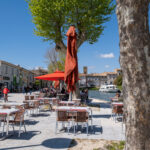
[{"xmin": 27, "ymin": 0, "xmax": 115, "ymax": 51}]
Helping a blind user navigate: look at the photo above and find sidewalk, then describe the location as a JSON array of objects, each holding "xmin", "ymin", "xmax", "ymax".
[{"xmin": 0, "ymin": 93, "xmax": 125, "ymax": 150}]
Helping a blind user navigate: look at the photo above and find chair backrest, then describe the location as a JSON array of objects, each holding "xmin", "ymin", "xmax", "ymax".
[
  {"xmin": 39, "ymin": 93, "xmax": 45, "ymax": 98},
  {"xmin": 33, "ymin": 101, "xmax": 40, "ymax": 108},
  {"xmin": 3, "ymin": 105, "xmax": 11, "ymax": 109},
  {"xmin": 116, "ymin": 105, "xmax": 123, "ymax": 114},
  {"xmin": 113, "ymin": 105, "xmax": 123, "ymax": 114},
  {"xmin": 58, "ymin": 102, "xmax": 66, "ymax": 106},
  {"xmin": 57, "ymin": 110, "xmax": 68, "ymax": 122},
  {"xmin": 44, "ymin": 99, "xmax": 50, "ymax": 104},
  {"xmin": 14, "ymin": 106, "xmax": 25, "ymax": 122},
  {"xmin": 75, "ymin": 111, "xmax": 88, "ymax": 122},
  {"xmin": 24, "ymin": 102, "xmax": 30, "ymax": 109},
  {"xmin": 25, "ymin": 96, "xmax": 29, "ymax": 100},
  {"xmin": 68, "ymin": 103, "xmax": 74, "ymax": 106},
  {"xmin": 52, "ymin": 99, "xmax": 60, "ymax": 106},
  {"xmin": 30, "ymin": 96, "xmax": 34, "ymax": 100}
]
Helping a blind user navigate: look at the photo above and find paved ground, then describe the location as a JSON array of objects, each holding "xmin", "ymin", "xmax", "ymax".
[{"xmin": 0, "ymin": 93, "xmax": 125, "ymax": 150}]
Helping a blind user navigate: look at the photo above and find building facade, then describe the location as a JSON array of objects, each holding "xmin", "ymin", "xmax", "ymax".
[
  {"xmin": 79, "ymin": 68, "xmax": 122, "ymax": 88},
  {"xmin": 0, "ymin": 60, "xmax": 35, "ymax": 91}
]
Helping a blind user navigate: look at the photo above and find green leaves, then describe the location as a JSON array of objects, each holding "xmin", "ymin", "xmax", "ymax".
[
  {"xmin": 27, "ymin": 0, "xmax": 115, "ymax": 47},
  {"xmin": 114, "ymin": 75, "xmax": 122, "ymax": 86},
  {"xmin": 105, "ymin": 141, "xmax": 125, "ymax": 150}
]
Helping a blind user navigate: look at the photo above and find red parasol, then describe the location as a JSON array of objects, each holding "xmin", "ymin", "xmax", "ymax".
[
  {"xmin": 35, "ymin": 70, "xmax": 64, "ymax": 81},
  {"xmin": 64, "ymin": 26, "xmax": 78, "ymax": 92}
]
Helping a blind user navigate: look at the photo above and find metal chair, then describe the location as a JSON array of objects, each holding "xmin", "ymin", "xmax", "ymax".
[
  {"xmin": 3, "ymin": 105, "xmax": 11, "ymax": 109},
  {"xmin": 0, "ymin": 114, "xmax": 6, "ymax": 135},
  {"xmin": 74, "ymin": 111, "xmax": 89, "ymax": 135},
  {"xmin": 2, "ymin": 106, "xmax": 26, "ymax": 137},
  {"xmin": 30, "ymin": 96, "xmax": 34, "ymax": 100},
  {"xmin": 112, "ymin": 105, "xmax": 123, "ymax": 122},
  {"xmin": 43, "ymin": 99, "xmax": 52, "ymax": 111},
  {"xmin": 24, "ymin": 102, "xmax": 34, "ymax": 115},
  {"xmin": 55, "ymin": 110, "xmax": 71, "ymax": 134},
  {"xmin": 25, "ymin": 96, "xmax": 29, "ymax": 100}
]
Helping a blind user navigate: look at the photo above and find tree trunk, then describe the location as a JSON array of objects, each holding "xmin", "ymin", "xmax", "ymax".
[
  {"xmin": 72, "ymin": 82, "xmax": 81, "ymax": 99},
  {"xmin": 116, "ymin": 0, "xmax": 150, "ymax": 149}
]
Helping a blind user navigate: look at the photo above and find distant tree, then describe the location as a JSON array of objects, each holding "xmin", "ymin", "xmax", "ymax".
[
  {"xmin": 18, "ymin": 75, "xmax": 23, "ymax": 92},
  {"xmin": 114, "ymin": 74, "xmax": 122, "ymax": 86},
  {"xmin": 45, "ymin": 48, "xmax": 65, "ymax": 73},
  {"xmin": 34, "ymin": 80, "xmax": 40, "ymax": 88},
  {"xmin": 13, "ymin": 75, "xmax": 18, "ymax": 91}
]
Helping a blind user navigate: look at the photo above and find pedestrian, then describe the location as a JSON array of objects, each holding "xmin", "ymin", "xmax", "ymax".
[
  {"xmin": 29, "ymin": 86, "xmax": 32, "ymax": 95},
  {"xmin": 3, "ymin": 86, "xmax": 9, "ymax": 102},
  {"xmin": 24, "ymin": 87, "xmax": 27, "ymax": 95}
]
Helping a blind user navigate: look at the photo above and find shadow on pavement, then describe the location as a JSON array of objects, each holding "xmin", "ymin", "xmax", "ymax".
[
  {"xmin": 25, "ymin": 119, "xmax": 39, "ymax": 125},
  {"xmin": 8, "ymin": 130, "xmax": 41, "ymax": 140},
  {"xmin": 30, "ymin": 113, "xmax": 50, "ymax": 118},
  {"xmin": 92, "ymin": 114, "xmax": 111, "ymax": 119},
  {"xmin": 42, "ymin": 138, "xmax": 73, "ymax": 149},
  {"xmin": 0, "ymin": 137, "xmax": 73, "ymax": 150},
  {"xmin": 92, "ymin": 125, "xmax": 103, "ymax": 134}
]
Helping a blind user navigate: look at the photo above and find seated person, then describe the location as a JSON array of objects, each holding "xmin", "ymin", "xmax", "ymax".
[
  {"xmin": 80, "ymin": 89, "xmax": 87, "ymax": 104},
  {"xmin": 84, "ymin": 88, "xmax": 89, "ymax": 100},
  {"xmin": 115, "ymin": 90, "xmax": 121, "ymax": 98},
  {"xmin": 61, "ymin": 87, "xmax": 66, "ymax": 94}
]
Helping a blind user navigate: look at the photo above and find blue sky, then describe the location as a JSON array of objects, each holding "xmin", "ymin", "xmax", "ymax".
[{"xmin": 0, "ymin": 0, "xmax": 120, "ymax": 74}]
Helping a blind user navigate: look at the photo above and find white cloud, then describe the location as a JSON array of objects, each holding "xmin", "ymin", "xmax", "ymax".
[
  {"xmin": 100, "ymin": 53, "xmax": 114, "ymax": 58},
  {"xmin": 88, "ymin": 66, "xmax": 95, "ymax": 69},
  {"xmin": 105, "ymin": 65, "xmax": 110, "ymax": 68}
]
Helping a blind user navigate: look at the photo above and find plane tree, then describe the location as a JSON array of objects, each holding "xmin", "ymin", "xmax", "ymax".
[
  {"xmin": 27, "ymin": 0, "xmax": 115, "ymax": 52},
  {"xmin": 27, "ymin": 0, "xmax": 115, "ymax": 98},
  {"xmin": 116, "ymin": 0, "xmax": 150, "ymax": 149}
]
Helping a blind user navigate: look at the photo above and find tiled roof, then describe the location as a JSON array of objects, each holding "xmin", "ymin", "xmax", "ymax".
[{"xmin": 79, "ymin": 68, "xmax": 120, "ymax": 77}]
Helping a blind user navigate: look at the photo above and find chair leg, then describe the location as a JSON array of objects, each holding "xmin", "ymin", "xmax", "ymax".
[
  {"xmin": 24, "ymin": 122, "xmax": 26, "ymax": 132},
  {"xmin": 86, "ymin": 123, "xmax": 88, "ymax": 136},
  {"xmin": 115, "ymin": 113, "xmax": 117, "ymax": 122},
  {"xmin": 74, "ymin": 122, "xmax": 76, "ymax": 136},
  {"xmin": 12, "ymin": 123, "xmax": 15, "ymax": 133},
  {"xmin": 67, "ymin": 122, "xmax": 70, "ymax": 135},
  {"xmin": 55, "ymin": 121, "xmax": 58, "ymax": 134},
  {"xmin": 91, "ymin": 119, "xmax": 93, "ymax": 130},
  {"xmin": 2, "ymin": 122, "xmax": 5, "ymax": 136},
  {"xmin": 18, "ymin": 121, "xmax": 22, "ymax": 137}
]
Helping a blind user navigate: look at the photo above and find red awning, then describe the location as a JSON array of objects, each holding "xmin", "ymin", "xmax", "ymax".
[{"xmin": 35, "ymin": 71, "xmax": 64, "ymax": 81}]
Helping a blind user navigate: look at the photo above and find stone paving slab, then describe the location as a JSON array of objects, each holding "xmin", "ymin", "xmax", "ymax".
[{"xmin": 0, "ymin": 93, "xmax": 125, "ymax": 150}]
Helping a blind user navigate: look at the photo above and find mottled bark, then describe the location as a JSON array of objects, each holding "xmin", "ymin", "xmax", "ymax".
[{"xmin": 116, "ymin": 0, "xmax": 150, "ymax": 150}]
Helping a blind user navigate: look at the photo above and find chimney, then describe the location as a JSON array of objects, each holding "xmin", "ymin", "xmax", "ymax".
[{"xmin": 83, "ymin": 66, "xmax": 87, "ymax": 74}]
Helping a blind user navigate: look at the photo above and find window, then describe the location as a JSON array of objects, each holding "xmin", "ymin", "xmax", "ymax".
[{"xmin": 12, "ymin": 68, "xmax": 14, "ymax": 75}]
